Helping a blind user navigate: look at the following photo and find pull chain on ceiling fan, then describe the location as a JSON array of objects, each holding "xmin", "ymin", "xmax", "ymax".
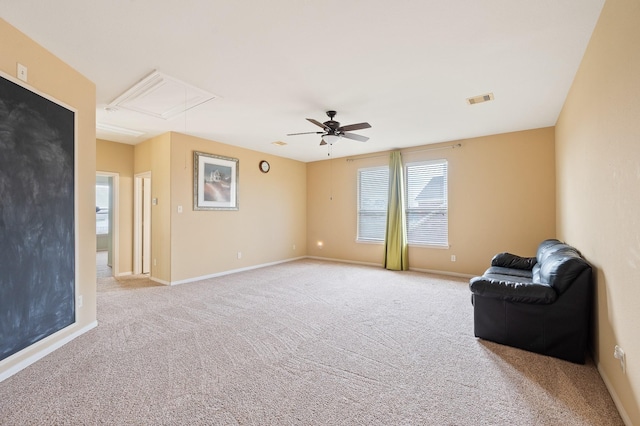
[{"xmin": 287, "ymin": 110, "xmax": 371, "ymax": 146}]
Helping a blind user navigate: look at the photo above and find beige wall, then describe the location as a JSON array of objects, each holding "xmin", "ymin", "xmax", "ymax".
[
  {"xmin": 0, "ymin": 19, "xmax": 96, "ymax": 375},
  {"xmin": 133, "ymin": 136, "xmax": 153, "ymax": 174},
  {"xmin": 307, "ymin": 127, "xmax": 556, "ymax": 276},
  {"xmin": 556, "ymin": 0, "xmax": 640, "ymax": 422},
  {"xmin": 128, "ymin": 131, "xmax": 308, "ymax": 284},
  {"xmin": 169, "ymin": 132, "xmax": 307, "ymax": 283},
  {"xmin": 96, "ymin": 139, "xmax": 134, "ymax": 274}
]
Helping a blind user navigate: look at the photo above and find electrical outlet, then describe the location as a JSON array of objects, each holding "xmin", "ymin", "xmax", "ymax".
[
  {"xmin": 451, "ymin": 255, "xmax": 456, "ymax": 262},
  {"xmin": 237, "ymin": 251, "xmax": 242, "ymax": 259},
  {"xmin": 77, "ymin": 295, "xmax": 83, "ymax": 308},
  {"xmin": 177, "ymin": 205, "xmax": 183, "ymax": 213},
  {"xmin": 614, "ymin": 345, "xmax": 626, "ymax": 373}
]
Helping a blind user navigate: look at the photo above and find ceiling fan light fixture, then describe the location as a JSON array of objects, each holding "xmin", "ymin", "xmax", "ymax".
[
  {"xmin": 323, "ymin": 134, "xmax": 341, "ymax": 145},
  {"xmin": 289, "ymin": 111, "xmax": 370, "ymax": 147}
]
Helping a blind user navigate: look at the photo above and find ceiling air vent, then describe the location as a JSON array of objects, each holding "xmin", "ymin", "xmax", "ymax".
[
  {"xmin": 109, "ymin": 70, "xmax": 218, "ymax": 120},
  {"xmin": 466, "ymin": 92, "xmax": 494, "ymax": 105}
]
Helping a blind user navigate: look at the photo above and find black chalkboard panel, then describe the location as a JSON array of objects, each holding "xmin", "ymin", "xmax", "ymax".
[{"xmin": 0, "ymin": 74, "xmax": 76, "ymax": 361}]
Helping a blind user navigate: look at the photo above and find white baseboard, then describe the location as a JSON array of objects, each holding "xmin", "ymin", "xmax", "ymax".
[
  {"xmin": 597, "ymin": 362, "xmax": 633, "ymax": 426},
  {"xmin": 306, "ymin": 256, "xmax": 474, "ymax": 279},
  {"xmin": 0, "ymin": 320, "xmax": 98, "ymax": 383},
  {"xmin": 409, "ymin": 266, "xmax": 475, "ymax": 279},
  {"xmin": 150, "ymin": 276, "xmax": 171, "ymax": 286},
  {"xmin": 306, "ymin": 256, "xmax": 381, "ymax": 267},
  {"xmin": 117, "ymin": 271, "xmax": 132, "ymax": 277},
  {"xmin": 163, "ymin": 257, "xmax": 307, "ymax": 286},
  {"xmin": 160, "ymin": 256, "xmax": 472, "ymax": 286}
]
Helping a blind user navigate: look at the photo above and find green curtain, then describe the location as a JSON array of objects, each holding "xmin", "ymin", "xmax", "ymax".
[{"xmin": 383, "ymin": 151, "xmax": 408, "ymax": 271}]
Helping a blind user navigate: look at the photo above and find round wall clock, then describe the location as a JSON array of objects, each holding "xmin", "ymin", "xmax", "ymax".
[{"xmin": 259, "ymin": 160, "xmax": 270, "ymax": 173}]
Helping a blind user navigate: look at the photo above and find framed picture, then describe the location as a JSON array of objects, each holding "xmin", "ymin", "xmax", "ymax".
[
  {"xmin": 193, "ymin": 151, "xmax": 239, "ymax": 210},
  {"xmin": 0, "ymin": 71, "xmax": 76, "ymax": 361}
]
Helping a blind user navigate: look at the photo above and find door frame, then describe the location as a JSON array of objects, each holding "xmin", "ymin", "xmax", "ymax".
[
  {"xmin": 134, "ymin": 172, "xmax": 152, "ymax": 275},
  {"xmin": 96, "ymin": 171, "xmax": 120, "ymax": 276}
]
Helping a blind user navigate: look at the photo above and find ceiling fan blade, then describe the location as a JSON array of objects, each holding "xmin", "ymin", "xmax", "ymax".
[
  {"xmin": 306, "ymin": 118, "xmax": 328, "ymax": 129},
  {"xmin": 287, "ymin": 131, "xmax": 324, "ymax": 136},
  {"xmin": 339, "ymin": 122, "xmax": 371, "ymax": 132},
  {"xmin": 342, "ymin": 132, "xmax": 369, "ymax": 142}
]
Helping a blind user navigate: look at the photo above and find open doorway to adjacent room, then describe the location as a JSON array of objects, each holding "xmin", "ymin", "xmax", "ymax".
[{"xmin": 96, "ymin": 172, "xmax": 119, "ymax": 278}]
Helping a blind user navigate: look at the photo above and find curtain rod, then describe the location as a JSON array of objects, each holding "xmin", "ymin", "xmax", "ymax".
[{"xmin": 345, "ymin": 143, "xmax": 462, "ymax": 162}]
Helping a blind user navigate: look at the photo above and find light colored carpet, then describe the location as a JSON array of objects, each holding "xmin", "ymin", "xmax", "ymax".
[
  {"xmin": 96, "ymin": 250, "xmax": 111, "ymax": 278},
  {"xmin": 96, "ymin": 273, "xmax": 163, "ymax": 293},
  {"xmin": 0, "ymin": 259, "xmax": 623, "ymax": 425}
]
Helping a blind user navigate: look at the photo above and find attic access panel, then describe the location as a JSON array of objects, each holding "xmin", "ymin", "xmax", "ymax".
[{"xmin": 109, "ymin": 71, "xmax": 218, "ymax": 120}]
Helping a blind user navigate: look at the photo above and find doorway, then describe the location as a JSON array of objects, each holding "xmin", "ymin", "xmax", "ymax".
[
  {"xmin": 96, "ymin": 172, "xmax": 120, "ymax": 277},
  {"xmin": 134, "ymin": 172, "xmax": 152, "ymax": 275}
]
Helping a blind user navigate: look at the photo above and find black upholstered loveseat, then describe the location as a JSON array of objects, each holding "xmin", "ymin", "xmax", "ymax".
[{"xmin": 469, "ymin": 239, "xmax": 592, "ymax": 363}]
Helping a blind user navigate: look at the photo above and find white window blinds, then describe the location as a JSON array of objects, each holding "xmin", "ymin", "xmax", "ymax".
[
  {"xmin": 405, "ymin": 160, "xmax": 448, "ymax": 246},
  {"xmin": 357, "ymin": 166, "xmax": 389, "ymax": 242}
]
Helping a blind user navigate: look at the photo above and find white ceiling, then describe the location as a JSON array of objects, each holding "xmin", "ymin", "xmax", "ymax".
[{"xmin": 1, "ymin": 0, "xmax": 605, "ymax": 162}]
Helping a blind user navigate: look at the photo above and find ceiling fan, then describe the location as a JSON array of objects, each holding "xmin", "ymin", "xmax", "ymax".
[{"xmin": 287, "ymin": 110, "xmax": 371, "ymax": 145}]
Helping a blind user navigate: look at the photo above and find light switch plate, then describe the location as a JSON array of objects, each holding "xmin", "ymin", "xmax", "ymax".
[{"xmin": 17, "ymin": 63, "xmax": 28, "ymax": 82}]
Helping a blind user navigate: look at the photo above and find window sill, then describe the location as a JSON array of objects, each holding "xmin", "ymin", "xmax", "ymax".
[
  {"xmin": 355, "ymin": 239, "xmax": 384, "ymax": 245},
  {"xmin": 355, "ymin": 239, "xmax": 449, "ymax": 250},
  {"xmin": 408, "ymin": 243, "xmax": 450, "ymax": 250}
]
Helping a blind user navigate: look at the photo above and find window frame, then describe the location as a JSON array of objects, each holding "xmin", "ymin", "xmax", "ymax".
[
  {"xmin": 356, "ymin": 165, "xmax": 389, "ymax": 243},
  {"xmin": 404, "ymin": 159, "xmax": 449, "ymax": 248}
]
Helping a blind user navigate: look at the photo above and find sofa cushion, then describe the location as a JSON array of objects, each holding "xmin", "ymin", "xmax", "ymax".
[
  {"xmin": 532, "ymin": 263, "xmax": 541, "ymax": 283},
  {"xmin": 539, "ymin": 253, "xmax": 590, "ymax": 294},
  {"xmin": 490, "ymin": 252, "xmax": 537, "ymax": 270},
  {"xmin": 482, "ymin": 272, "xmax": 534, "ymax": 283},
  {"xmin": 469, "ymin": 275, "xmax": 556, "ymax": 304},
  {"xmin": 536, "ymin": 239, "xmax": 564, "ymax": 261},
  {"xmin": 484, "ymin": 266, "xmax": 533, "ymax": 279},
  {"xmin": 537, "ymin": 241, "xmax": 579, "ymax": 264}
]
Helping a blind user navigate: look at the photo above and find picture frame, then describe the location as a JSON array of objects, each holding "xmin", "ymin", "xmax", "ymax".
[{"xmin": 193, "ymin": 151, "xmax": 239, "ymax": 210}]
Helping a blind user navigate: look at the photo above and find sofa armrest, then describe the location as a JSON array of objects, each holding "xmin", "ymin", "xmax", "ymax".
[
  {"xmin": 491, "ymin": 252, "xmax": 537, "ymax": 270},
  {"xmin": 469, "ymin": 276, "xmax": 557, "ymax": 304}
]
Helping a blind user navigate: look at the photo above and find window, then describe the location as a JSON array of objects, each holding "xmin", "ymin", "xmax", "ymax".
[
  {"xmin": 357, "ymin": 160, "xmax": 448, "ymax": 246},
  {"xmin": 96, "ymin": 184, "xmax": 110, "ymax": 235},
  {"xmin": 405, "ymin": 160, "xmax": 448, "ymax": 246},
  {"xmin": 357, "ymin": 166, "xmax": 389, "ymax": 242}
]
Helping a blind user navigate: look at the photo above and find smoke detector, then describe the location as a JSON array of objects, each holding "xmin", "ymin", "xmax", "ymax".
[{"xmin": 466, "ymin": 93, "xmax": 494, "ymax": 105}]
